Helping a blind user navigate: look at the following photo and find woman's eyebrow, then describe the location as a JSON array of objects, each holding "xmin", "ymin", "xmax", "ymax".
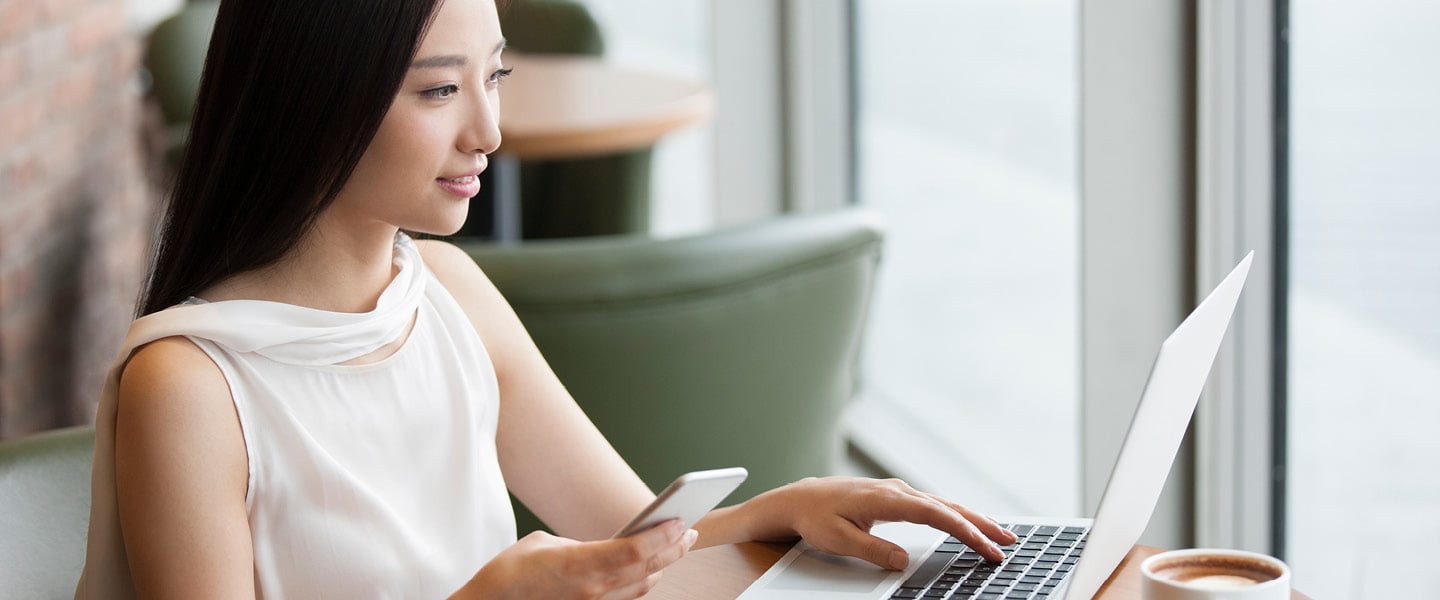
[
  {"xmin": 410, "ymin": 40, "xmax": 506, "ymax": 70},
  {"xmin": 411, "ymin": 54, "xmax": 466, "ymax": 69}
]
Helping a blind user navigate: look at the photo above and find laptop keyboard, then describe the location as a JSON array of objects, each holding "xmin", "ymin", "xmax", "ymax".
[{"xmin": 888, "ymin": 524, "xmax": 1088, "ymax": 600}]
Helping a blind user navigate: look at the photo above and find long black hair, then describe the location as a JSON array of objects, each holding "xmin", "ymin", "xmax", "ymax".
[{"xmin": 139, "ymin": 0, "xmax": 444, "ymax": 316}]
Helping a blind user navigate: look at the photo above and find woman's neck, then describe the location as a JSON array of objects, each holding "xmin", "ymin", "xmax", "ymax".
[{"xmin": 199, "ymin": 214, "xmax": 403, "ymax": 313}]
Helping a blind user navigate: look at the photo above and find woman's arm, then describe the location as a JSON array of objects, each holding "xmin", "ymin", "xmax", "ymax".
[
  {"xmin": 114, "ymin": 337, "xmax": 255, "ymax": 598},
  {"xmin": 418, "ymin": 240, "xmax": 655, "ymax": 540}
]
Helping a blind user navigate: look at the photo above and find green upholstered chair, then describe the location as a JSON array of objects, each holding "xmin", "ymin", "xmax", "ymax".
[
  {"xmin": 459, "ymin": 208, "xmax": 885, "ymax": 533},
  {"xmin": 142, "ymin": 0, "xmax": 219, "ymax": 170},
  {"xmin": 0, "ymin": 426, "xmax": 95, "ymax": 597}
]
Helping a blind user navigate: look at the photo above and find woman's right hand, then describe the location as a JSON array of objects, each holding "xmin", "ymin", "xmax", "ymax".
[{"xmin": 455, "ymin": 519, "xmax": 698, "ymax": 600}]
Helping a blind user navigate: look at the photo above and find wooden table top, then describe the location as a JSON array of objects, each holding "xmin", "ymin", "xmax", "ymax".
[
  {"xmin": 497, "ymin": 53, "xmax": 715, "ymax": 161},
  {"xmin": 643, "ymin": 541, "xmax": 1312, "ymax": 599}
]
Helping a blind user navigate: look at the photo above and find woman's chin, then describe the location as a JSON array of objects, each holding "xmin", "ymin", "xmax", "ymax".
[{"xmin": 403, "ymin": 210, "xmax": 470, "ymax": 238}]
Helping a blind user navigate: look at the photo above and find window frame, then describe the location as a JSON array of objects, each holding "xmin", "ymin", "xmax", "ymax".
[{"xmin": 1193, "ymin": 0, "xmax": 1285, "ymax": 556}]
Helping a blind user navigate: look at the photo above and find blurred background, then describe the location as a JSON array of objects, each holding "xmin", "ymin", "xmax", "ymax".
[{"xmin": 0, "ymin": 0, "xmax": 1435, "ymax": 597}]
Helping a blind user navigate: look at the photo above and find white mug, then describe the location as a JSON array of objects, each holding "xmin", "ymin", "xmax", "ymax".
[{"xmin": 1140, "ymin": 548, "xmax": 1290, "ymax": 600}]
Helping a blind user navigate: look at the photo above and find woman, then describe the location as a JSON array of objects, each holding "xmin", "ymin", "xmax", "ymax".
[{"xmin": 77, "ymin": 0, "xmax": 1015, "ymax": 597}]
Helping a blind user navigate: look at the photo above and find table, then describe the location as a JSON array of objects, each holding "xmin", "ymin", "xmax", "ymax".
[
  {"xmin": 486, "ymin": 53, "xmax": 715, "ymax": 240},
  {"xmin": 643, "ymin": 542, "xmax": 1313, "ymax": 599}
]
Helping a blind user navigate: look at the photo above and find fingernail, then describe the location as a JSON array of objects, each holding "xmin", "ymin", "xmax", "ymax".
[
  {"xmin": 889, "ymin": 550, "xmax": 908, "ymax": 570},
  {"xmin": 683, "ymin": 529, "xmax": 699, "ymax": 548},
  {"xmin": 668, "ymin": 520, "xmax": 686, "ymax": 539}
]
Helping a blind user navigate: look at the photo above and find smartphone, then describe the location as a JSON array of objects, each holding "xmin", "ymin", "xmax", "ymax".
[{"xmin": 611, "ymin": 467, "xmax": 749, "ymax": 538}]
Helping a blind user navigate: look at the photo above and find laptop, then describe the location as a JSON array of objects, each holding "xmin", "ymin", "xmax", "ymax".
[{"xmin": 738, "ymin": 252, "xmax": 1254, "ymax": 600}]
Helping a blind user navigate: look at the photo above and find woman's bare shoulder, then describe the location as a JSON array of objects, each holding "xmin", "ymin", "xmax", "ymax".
[
  {"xmin": 415, "ymin": 239, "xmax": 487, "ymax": 281},
  {"xmin": 414, "ymin": 239, "xmax": 532, "ymax": 370},
  {"xmin": 122, "ymin": 336, "xmax": 230, "ymax": 405},
  {"xmin": 117, "ymin": 336, "xmax": 241, "ymax": 462},
  {"xmin": 415, "ymin": 239, "xmax": 506, "ymax": 310}
]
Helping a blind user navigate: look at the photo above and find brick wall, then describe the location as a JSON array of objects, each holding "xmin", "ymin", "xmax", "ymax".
[{"xmin": 0, "ymin": 0, "xmax": 157, "ymax": 439}]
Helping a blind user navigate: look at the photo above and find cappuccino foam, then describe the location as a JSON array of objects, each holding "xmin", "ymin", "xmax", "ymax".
[
  {"xmin": 1151, "ymin": 554, "xmax": 1281, "ymax": 588},
  {"xmin": 1186, "ymin": 574, "xmax": 1262, "ymax": 589}
]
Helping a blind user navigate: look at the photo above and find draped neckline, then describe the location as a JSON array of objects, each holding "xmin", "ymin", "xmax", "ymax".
[{"xmin": 155, "ymin": 232, "xmax": 426, "ymax": 366}]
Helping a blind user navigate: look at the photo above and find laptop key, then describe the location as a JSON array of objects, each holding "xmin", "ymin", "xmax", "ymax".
[
  {"xmin": 899, "ymin": 551, "xmax": 956, "ymax": 590},
  {"xmin": 938, "ymin": 541, "xmax": 971, "ymax": 553},
  {"xmin": 890, "ymin": 588, "xmax": 922, "ymax": 599}
]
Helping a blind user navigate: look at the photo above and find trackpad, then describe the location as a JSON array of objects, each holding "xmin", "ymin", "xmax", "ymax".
[{"xmin": 762, "ymin": 549, "xmax": 893, "ymax": 593}]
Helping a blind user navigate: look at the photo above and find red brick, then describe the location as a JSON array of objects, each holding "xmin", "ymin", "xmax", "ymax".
[
  {"xmin": 0, "ymin": 0, "xmax": 39, "ymax": 40},
  {"xmin": 23, "ymin": 24, "xmax": 67, "ymax": 78},
  {"xmin": 1, "ymin": 281, "xmax": 64, "ymax": 364},
  {"xmin": 38, "ymin": 0, "xmax": 93, "ymax": 27},
  {"xmin": 48, "ymin": 58, "xmax": 100, "ymax": 116},
  {"xmin": 0, "ymin": 45, "xmax": 25, "ymax": 101},
  {"xmin": 4, "ymin": 150, "xmax": 40, "ymax": 195},
  {"xmin": 69, "ymin": 2, "xmax": 125, "ymax": 57},
  {"xmin": 0, "ymin": 91, "xmax": 45, "ymax": 153},
  {"xmin": 34, "ymin": 120, "xmax": 86, "ymax": 185}
]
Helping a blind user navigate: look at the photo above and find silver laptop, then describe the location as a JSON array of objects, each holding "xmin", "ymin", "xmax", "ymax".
[{"xmin": 738, "ymin": 252, "xmax": 1254, "ymax": 600}]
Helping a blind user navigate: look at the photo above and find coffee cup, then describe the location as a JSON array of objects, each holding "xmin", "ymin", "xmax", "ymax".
[{"xmin": 1140, "ymin": 548, "xmax": 1290, "ymax": 600}]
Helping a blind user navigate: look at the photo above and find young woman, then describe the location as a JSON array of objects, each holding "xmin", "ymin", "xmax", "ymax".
[{"xmin": 77, "ymin": 0, "xmax": 1015, "ymax": 597}]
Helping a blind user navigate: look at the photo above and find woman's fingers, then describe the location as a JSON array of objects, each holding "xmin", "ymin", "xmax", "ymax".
[
  {"xmin": 848, "ymin": 480, "xmax": 1011, "ymax": 562},
  {"xmin": 589, "ymin": 519, "xmax": 696, "ymax": 588},
  {"xmin": 599, "ymin": 572, "xmax": 665, "ymax": 600},
  {"xmin": 860, "ymin": 487, "xmax": 1006, "ymax": 562},
  {"xmin": 809, "ymin": 516, "xmax": 911, "ymax": 570},
  {"xmin": 928, "ymin": 494, "xmax": 1017, "ymax": 546}
]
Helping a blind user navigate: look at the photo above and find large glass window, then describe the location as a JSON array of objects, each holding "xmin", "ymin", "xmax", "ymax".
[
  {"xmin": 850, "ymin": 0, "xmax": 1079, "ymax": 516},
  {"xmin": 1286, "ymin": 0, "xmax": 1440, "ymax": 595}
]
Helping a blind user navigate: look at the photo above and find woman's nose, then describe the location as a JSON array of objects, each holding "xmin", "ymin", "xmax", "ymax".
[{"xmin": 462, "ymin": 90, "xmax": 502, "ymax": 155}]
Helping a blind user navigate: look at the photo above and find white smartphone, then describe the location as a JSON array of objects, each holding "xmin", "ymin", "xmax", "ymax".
[{"xmin": 611, "ymin": 467, "xmax": 749, "ymax": 538}]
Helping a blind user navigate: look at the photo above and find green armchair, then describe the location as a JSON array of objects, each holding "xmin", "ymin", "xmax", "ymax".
[
  {"xmin": 459, "ymin": 208, "xmax": 885, "ymax": 533},
  {"xmin": 0, "ymin": 426, "xmax": 95, "ymax": 597},
  {"xmin": 142, "ymin": 1, "xmax": 219, "ymax": 170}
]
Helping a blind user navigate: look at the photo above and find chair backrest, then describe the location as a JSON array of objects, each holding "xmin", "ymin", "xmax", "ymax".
[
  {"xmin": 0, "ymin": 426, "xmax": 95, "ymax": 597},
  {"xmin": 143, "ymin": 1, "xmax": 219, "ymax": 128},
  {"xmin": 461, "ymin": 209, "xmax": 884, "ymax": 528},
  {"xmin": 500, "ymin": 0, "xmax": 606, "ymax": 56}
]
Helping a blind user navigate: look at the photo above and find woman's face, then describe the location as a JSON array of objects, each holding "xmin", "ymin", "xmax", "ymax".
[{"xmin": 331, "ymin": 0, "xmax": 507, "ymax": 236}]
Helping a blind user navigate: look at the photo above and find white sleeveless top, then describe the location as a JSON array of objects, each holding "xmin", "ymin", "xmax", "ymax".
[{"xmin": 76, "ymin": 234, "xmax": 516, "ymax": 599}]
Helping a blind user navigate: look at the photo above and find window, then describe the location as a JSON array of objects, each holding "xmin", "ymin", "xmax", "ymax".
[
  {"xmin": 1285, "ymin": 1, "xmax": 1440, "ymax": 594},
  {"xmin": 848, "ymin": 0, "xmax": 1080, "ymax": 516}
]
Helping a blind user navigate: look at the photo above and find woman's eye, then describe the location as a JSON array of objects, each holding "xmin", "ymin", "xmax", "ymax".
[
  {"xmin": 488, "ymin": 67, "xmax": 514, "ymax": 86},
  {"xmin": 423, "ymin": 84, "xmax": 460, "ymax": 99}
]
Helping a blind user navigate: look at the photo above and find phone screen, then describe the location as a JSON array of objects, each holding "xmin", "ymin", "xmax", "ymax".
[{"xmin": 612, "ymin": 467, "xmax": 749, "ymax": 538}]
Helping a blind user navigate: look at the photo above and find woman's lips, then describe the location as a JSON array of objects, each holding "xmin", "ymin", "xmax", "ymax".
[{"xmin": 436, "ymin": 174, "xmax": 481, "ymax": 198}]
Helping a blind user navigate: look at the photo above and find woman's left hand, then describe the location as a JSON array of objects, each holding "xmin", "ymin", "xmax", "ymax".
[{"xmin": 696, "ymin": 477, "xmax": 1018, "ymax": 570}]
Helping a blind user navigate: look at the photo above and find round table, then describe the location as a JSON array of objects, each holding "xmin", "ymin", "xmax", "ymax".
[
  {"xmin": 498, "ymin": 53, "xmax": 715, "ymax": 160},
  {"xmin": 485, "ymin": 53, "xmax": 715, "ymax": 240}
]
